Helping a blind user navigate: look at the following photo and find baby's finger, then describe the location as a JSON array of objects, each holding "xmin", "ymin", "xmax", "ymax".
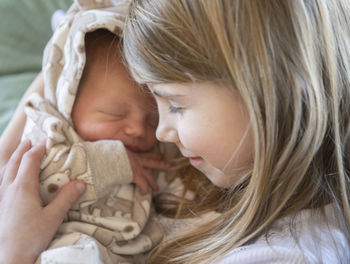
[
  {"xmin": 134, "ymin": 176, "xmax": 149, "ymax": 195},
  {"xmin": 143, "ymin": 170, "xmax": 158, "ymax": 192},
  {"xmin": 141, "ymin": 158, "xmax": 170, "ymax": 170},
  {"xmin": 16, "ymin": 140, "xmax": 46, "ymax": 188},
  {"xmin": 2, "ymin": 140, "xmax": 32, "ymax": 186}
]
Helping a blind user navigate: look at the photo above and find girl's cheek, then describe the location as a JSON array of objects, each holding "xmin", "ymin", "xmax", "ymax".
[{"xmin": 178, "ymin": 123, "xmax": 205, "ymax": 153}]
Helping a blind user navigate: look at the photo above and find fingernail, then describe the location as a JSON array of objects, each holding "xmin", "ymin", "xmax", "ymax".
[{"xmin": 76, "ymin": 181, "xmax": 86, "ymax": 193}]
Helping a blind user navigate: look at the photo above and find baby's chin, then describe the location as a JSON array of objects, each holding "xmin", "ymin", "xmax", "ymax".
[{"xmin": 124, "ymin": 143, "xmax": 156, "ymax": 153}]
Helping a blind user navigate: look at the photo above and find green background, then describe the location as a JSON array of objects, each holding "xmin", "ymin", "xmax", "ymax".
[{"xmin": 0, "ymin": 0, "xmax": 73, "ymax": 134}]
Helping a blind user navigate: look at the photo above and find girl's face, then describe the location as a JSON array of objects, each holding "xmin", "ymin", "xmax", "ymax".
[{"xmin": 149, "ymin": 82, "xmax": 254, "ymax": 188}]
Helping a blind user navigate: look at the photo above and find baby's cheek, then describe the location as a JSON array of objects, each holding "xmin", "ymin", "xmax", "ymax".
[
  {"xmin": 78, "ymin": 122, "xmax": 121, "ymax": 141},
  {"xmin": 76, "ymin": 126, "xmax": 102, "ymax": 141},
  {"xmin": 141, "ymin": 128, "xmax": 158, "ymax": 151}
]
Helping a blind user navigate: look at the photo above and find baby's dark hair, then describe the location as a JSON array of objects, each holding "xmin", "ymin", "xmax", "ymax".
[
  {"xmin": 84, "ymin": 28, "xmax": 121, "ymax": 65},
  {"xmin": 85, "ymin": 28, "xmax": 120, "ymax": 45}
]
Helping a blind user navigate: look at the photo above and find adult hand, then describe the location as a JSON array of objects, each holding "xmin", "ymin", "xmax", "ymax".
[
  {"xmin": 0, "ymin": 140, "xmax": 86, "ymax": 264},
  {"xmin": 0, "ymin": 72, "xmax": 44, "ymax": 170},
  {"xmin": 126, "ymin": 150, "xmax": 170, "ymax": 194}
]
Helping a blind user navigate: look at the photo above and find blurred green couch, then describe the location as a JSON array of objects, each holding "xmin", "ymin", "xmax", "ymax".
[{"xmin": 0, "ymin": 0, "xmax": 73, "ymax": 134}]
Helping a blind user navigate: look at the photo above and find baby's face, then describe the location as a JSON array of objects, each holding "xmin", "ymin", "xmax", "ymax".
[{"xmin": 72, "ymin": 52, "xmax": 158, "ymax": 153}]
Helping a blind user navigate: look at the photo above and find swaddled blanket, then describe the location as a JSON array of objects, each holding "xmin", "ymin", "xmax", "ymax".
[{"xmin": 22, "ymin": 0, "xmax": 166, "ymax": 263}]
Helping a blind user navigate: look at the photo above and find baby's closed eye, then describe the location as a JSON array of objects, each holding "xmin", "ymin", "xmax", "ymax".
[{"xmin": 97, "ymin": 109, "xmax": 128, "ymax": 121}]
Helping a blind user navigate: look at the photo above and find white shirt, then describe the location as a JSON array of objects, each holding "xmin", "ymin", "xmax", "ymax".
[
  {"xmin": 155, "ymin": 176, "xmax": 349, "ymax": 264},
  {"xmin": 217, "ymin": 204, "xmax": 349, "ymax": 264}
]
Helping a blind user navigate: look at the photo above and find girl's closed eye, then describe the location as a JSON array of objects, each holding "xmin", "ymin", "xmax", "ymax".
[{"xmin": 169, "ymin": 104, "xmax": 184, "ymax": 114}]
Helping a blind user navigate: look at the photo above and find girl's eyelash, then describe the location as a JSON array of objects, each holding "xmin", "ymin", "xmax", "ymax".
[{"xmin": 168, "ymin": 104, "xmax": 183, "ymax": 113}]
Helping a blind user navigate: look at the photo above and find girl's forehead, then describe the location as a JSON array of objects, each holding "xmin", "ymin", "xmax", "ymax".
[
  {"xmin": 149, "ymin": 82, "xmax": 232, "ymax": 96},
  {"xmin": 148, "ymin": 82, "xmax": 197, "ymax": 94}
]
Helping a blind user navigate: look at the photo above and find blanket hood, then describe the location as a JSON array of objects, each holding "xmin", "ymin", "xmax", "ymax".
[{"xmin": 43, "ymin": 0, "xmax": 131, "ymax": 124}]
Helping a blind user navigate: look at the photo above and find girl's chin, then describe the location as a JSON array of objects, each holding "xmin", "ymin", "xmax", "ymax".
[{"xmin": 193, "ymin": 162, "xmax": 231, "ymax": 188}]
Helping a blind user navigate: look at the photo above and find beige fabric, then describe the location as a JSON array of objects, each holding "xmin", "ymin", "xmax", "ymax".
[{"xmin": 21, "ymin": 0, "xmax": 167, "ymax": 263}]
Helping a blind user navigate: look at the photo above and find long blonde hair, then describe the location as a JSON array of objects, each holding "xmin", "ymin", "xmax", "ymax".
[{"xmin": 123, "ymin": 0, "xmax": 350, "ymax": 263}]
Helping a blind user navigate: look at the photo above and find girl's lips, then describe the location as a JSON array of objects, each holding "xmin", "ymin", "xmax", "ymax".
[{"xmin": 189, "ymin": 157, "xmax": 204, "ymax": 166}]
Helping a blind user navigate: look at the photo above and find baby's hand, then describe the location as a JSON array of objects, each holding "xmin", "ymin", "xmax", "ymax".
[{"xmin": 126, "ymin": 150, "xmax": 170, "ymax": 194}]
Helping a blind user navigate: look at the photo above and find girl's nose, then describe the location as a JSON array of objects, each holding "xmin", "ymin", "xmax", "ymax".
[{"xmin": 156, "ymin": 121, "xmax": 178, "ymax": 143}]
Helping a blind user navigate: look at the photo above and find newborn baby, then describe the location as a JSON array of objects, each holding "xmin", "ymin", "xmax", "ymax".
[{"xmin": 22, "ymin": 1, "xmax": 170, "ymax": 263}]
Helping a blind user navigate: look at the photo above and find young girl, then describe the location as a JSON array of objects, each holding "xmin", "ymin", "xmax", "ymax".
[{"xmin": 122, "ymin": 0, "xmax": 350, "ymax": 263}]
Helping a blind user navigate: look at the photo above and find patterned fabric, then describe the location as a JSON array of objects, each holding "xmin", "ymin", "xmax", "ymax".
[{"xmin": 21, "ymin": 1, "xmax": 167, "ymax": 263}]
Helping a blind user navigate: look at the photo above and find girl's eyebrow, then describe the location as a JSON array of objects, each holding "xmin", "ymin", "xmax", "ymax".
[{"xmin": 153, "ymin": 89, "xmax": 185, "ymax": 99}]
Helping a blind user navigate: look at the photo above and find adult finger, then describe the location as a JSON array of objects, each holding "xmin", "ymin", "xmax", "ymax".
[
  {"xmin": 16, "ymin": 140, "xmax": 46, "ymax": 188},
  {"xmin": 2, "ymin": 140, "xmax": 32, "ymax": 186},
  {"xmin": 0, "ymin": 167, "xmax": 4, "ymax": 185},
  {"xmin": 46, "ymin": 180, "xmax": 86, "ymax": 225}
]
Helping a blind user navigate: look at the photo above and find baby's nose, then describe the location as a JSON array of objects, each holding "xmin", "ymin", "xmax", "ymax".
[{"xmin": 124, "ymin": 119, "xmax": 146, "ymax": 137}]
